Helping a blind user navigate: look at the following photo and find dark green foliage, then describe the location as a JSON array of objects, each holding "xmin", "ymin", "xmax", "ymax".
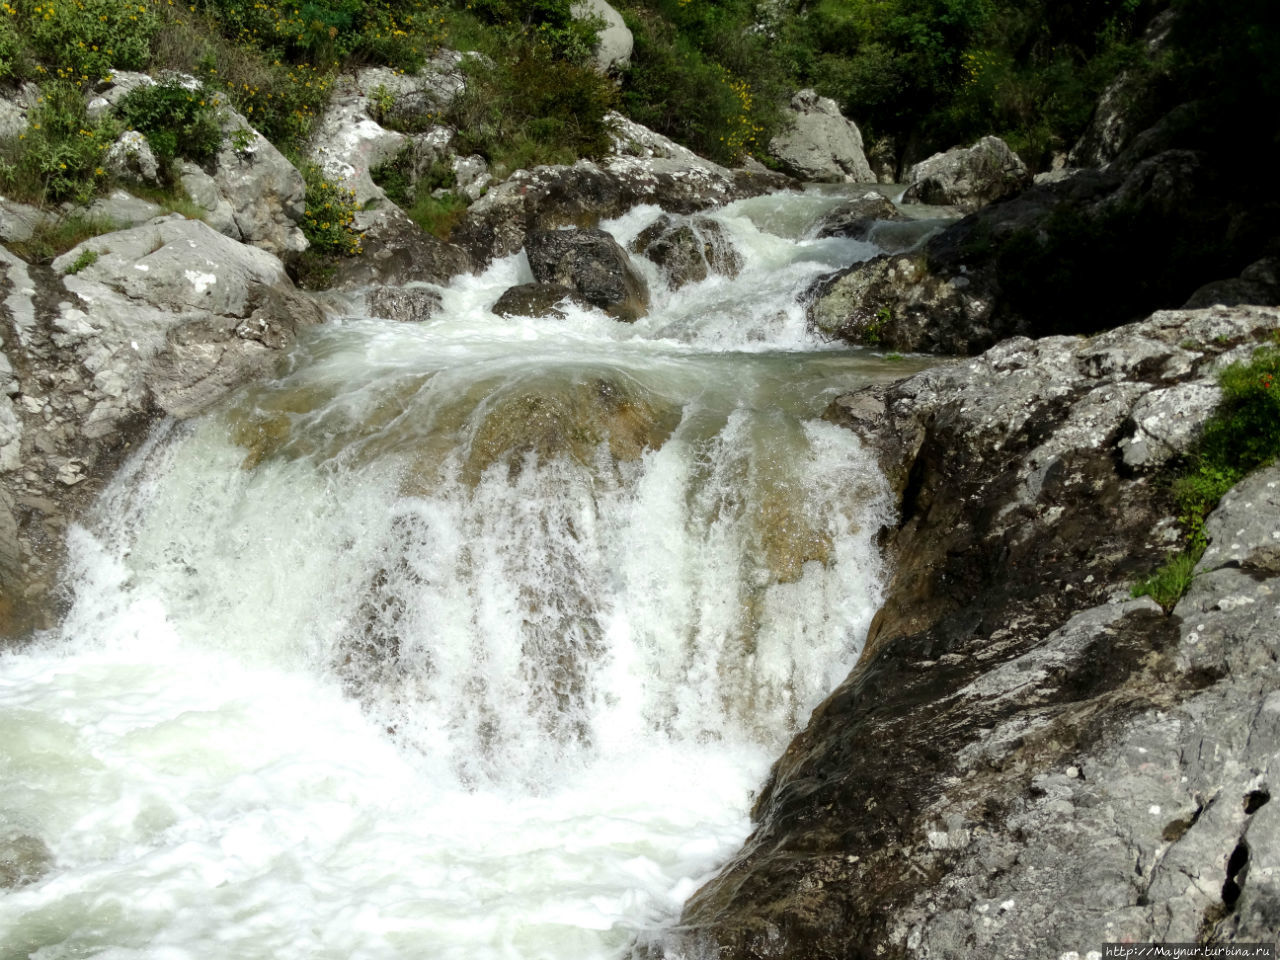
[
  {"xmin": 117, "ymin": 79, "xmax": 224, "ymax": 177},
  {"xmin": 0, "ymin": 80, "xmax": 110, "ymax": 206},
  {"xmin": 451, "ymin": 41, "xmax": 616, "ymax": 176}
]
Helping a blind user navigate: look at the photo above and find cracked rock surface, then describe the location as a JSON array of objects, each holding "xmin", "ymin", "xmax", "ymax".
[{"xmin": 649, "ymin": 304, "xmax": 1280, "ymax": 960}]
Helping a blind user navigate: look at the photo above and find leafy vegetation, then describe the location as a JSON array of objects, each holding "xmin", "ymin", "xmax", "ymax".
[
  {"xmin": 116, "ymin": 78, "xmax": 224, "ymax": 177},
  {"xmin": 0, "ymin": 79, "xmax": 111, "ymax": 205},
  {"xmin": 1132, "ymin": 339, "xmax": 1280, "ymax": 610},
  {"xmin": 299, "ymin": 164, "xmax": 363, "ymax": 256}
]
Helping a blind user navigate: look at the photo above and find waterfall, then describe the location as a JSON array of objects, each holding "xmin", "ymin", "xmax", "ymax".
[{"xmin": 0, "ymin": 193, "xmax": 929, "ymax": 960}]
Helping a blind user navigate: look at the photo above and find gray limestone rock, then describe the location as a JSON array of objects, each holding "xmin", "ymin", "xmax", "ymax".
[
  {"xmin": 903, "ymin": 135, "xmax": 1032, "ymax": 212},
  {"xmin": 212, "ymin": 105, "xmax": 307, "ymax": 256},
  {"xmin": 104, "ymin": 130, "xmax": 160, "ymax": 187},
  {"xmin": 767, "ymin": 89, "xmax": 874, "ymax": 183},
  {"xmin": 571, "ymin": 0, "xmax": 633, "ymax": 74}
]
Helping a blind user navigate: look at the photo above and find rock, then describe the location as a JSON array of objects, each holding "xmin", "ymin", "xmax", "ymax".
[
  {"xmin": 491, "ymin": 282, "xmax": 589, "ymax": 319},
  {"xmin": 632, "ymin": 214, "xmax": 742, "ymax": 289},
  {"xmin": 177, "ymin": 160, "xmax": 238, "ymax": 237},
  {"xmin": 1185, "ymin": 258, "xmax": 1280, "ymax": 309},
  {"xmin": 0, "ymin": 831, "xmax": 53, "ymax": 888},
  {"xmin": 212, "ymin": 104, "xmax": 307, "ymax": 256},
  {"xmin": 811, "ymin": 191, "xmax": 904, "ymax": 240},
  {"xmin": 451, "ymin": 154, "xmax": 491, "ymax": 202},
  {"xmin": 0, "ymin": 219, "xmax": 324, "ymax": 636},
  {"xmin": 903, "ymin": 135, "xmax": 1032, "ymax": 212},
  {"xmin": 525, "ymin": 227, "xmax": 649, "ymax": 321},
  {"xmin": 0, "ymin": 94, "xmax": 27, "ymax": 139},
  {"xmin": 662, "ymin": 305, "xmax": 1280, "ymax": 960},
  {"xmin": 0, "ymin": 199, "xmax": 52, "ymax": 245},
  {"xmin": 308, "ymin": 73, "xmax": 409, "ymax": 208},
  {"xmin": 1118, "ymin": 382, "xmax": 1220, "ymax": 468},
  {"xmin": 329, "ymin": 205, "xmax": 472, "ymax": 289},
  {"xmin": 84, "ymin": 190, "xmax": 164, "ymax": 229},
  {"xmin": 365, "ymin": 284, "xmax": 443, "ymax": 323},
  {"xmin": 867, "ymin": 136, "xmax": 898, "ymax": 184},
  {"xmin": 1069, "ymin": 10, "xmax": 1177, "ymax": 168},
  {"xmin": 767, "ymin": 89, "xmax": 874, "ymax": 183},
  {"xmin": 572, "ymin": 0, "xmax": 633, "ymax": 74},
  {"xmin": 104, "ymin": 130, "xmax": 160, "ymax": 186},
  {"xmin": 454, "ymin": 112, "xmax": 795, "ymax": 267},
  {"xmin": 356, "ymin": 53, "xmax": 467, "ymax": 129}
]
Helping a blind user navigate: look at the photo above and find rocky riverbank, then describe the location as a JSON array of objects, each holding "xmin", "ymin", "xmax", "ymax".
[{"xmin": 652, "ymin": 303, "xmax": 1280, "ymax": 958}]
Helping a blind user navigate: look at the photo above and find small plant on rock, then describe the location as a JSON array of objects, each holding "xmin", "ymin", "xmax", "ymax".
[{"xmin": 117, "ymin": 78, "xmax": 225, "ymax": 179}]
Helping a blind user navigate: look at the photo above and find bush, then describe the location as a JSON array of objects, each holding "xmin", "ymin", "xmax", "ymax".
[
  {"xmin": 451, "ymin": 41, "xmax": 616, "ymax": 176},
  {"xmin": 117, "ymin": 78, "xmax": 224, "ymax": 176},
  {"xmin": 299, "ymin": 164, "xmax": 363, "ymax": 256},
  {"xmin": 23, "ymin": 0, "xmax": 158, "ymax": 83},
  {"xmin": 0, "ymin": 80, "xmax": 111, "ymax": 205}
]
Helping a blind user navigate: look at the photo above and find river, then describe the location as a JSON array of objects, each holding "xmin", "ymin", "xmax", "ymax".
[{"xmin": 0, "ymin": 192, "xmax": 932, "ymax": 960}]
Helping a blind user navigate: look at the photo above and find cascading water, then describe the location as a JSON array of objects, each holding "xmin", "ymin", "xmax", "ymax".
[{"xmin": 0, "ymin": 192, "xmax": 932, "ymax": 960}]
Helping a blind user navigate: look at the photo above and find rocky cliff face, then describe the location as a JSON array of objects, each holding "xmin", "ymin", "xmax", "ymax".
[{"xmin": 651, "ymin": 304, "xmax": 1280, "ymax": 959}]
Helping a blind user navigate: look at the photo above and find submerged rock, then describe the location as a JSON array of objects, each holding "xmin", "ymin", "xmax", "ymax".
[
  {"xmin": 0, "ymin": 831, "xmax": 53, "ymax": 888},
  {"xmin": 525, "ymin": 228, "xmax": 649, "ymax": 322},
  {"xmin": 658, "ymin": 304, "xmax": 1280, "ymax": 959},
  {"xmin": 811, "ymin": 190, "xmax": 904, "ymax": 240}
]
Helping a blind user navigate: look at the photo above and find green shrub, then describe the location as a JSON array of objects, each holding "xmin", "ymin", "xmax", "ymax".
[
  {"xmin": 65, "ymin": 246, "xmax": 98, "ymax": 273},
  {"xmin": 299, "ymin": 164, "xmax": 363, "ymax": 256},
  {"xmin": 451, "ymin": 41, "xmax": 615, "ymax": 176},
  {"xmin": 117, "ymin": 78, "xmax": 224, "ymax": 177},
  {"xmin": 23, "ymin": 0, "xmax": 158, "ymax": 83},
  {"xmin": 0, "ymin": 80, "xmax": 111, "ymax": 205},
  {"xmin": 404, "ymin": 190, "xmax": 467, "ymax": 240},
  {"xmin": 1130, "ymin": 549, "xmax": 1200, "ymax": 612},
  {"xmin": 0, "ymin": 4, "xmax": 25, "ymax": 81}
]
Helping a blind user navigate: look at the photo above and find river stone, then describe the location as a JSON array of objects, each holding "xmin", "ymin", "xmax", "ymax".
[
  {"xmin": 812, "ymin": 191, "xmax": 904, "ymax": 240},
  {"xmin": 571, "ymin": 0, "xmax": 632, "ymax": 74},
  {"xmin": 903, "ymin": 135, "xmax": 1032, "ymax": 212},
  {"xmin": 525, "ymin": 228, "xmax": 649, "ymax": 322},
  {"xmin": 767, "ymin": 89, "xmax": 874, "ymax": 184},
  {"xmin": 365, "ymin": 285, "xmax": 443, "ymax": 323},
  {"xmin": 0, "ymin": 831, "xmax": 53, "ymax": 888},
  {"xmin": 632, "ymin": 214, "xmax": 742, "ymax": 289},
  {"xmin": 660, "ymin": 304, "xmax": 1280, "ymax": 960},
  {"xmin": 491, "ymin": 283, "xmax": 589, "ymax": 319},
  {"xmin": 329, "ymin": 206, "xmax": 472, "ymax": 289}
]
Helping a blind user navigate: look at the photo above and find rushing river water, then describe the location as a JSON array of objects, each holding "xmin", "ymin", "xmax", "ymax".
[{"xmin": 0, "ymin": 192, "xmax": 933, "ymax": 959}]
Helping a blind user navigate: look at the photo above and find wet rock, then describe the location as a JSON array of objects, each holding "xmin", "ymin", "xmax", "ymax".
[
  {"xmin": 811, "ymin": 191, "xmax": 904, "ymax": 240},
  {"xmin": 365, "ymin": 285, "xmax": 443, "ymax": 323},
  {"xmin": 659, "ymin": 304, "xmax": 1280, "ymax": 960},
  {"xmin": 491, "ymin": 283, "xmax": 589, "ymax": 319},
  {"xmin": 903, "ymin": 135, "xmax": 1032, "ymax": 213},
  {"xmin": 525, "ymin": 228, "xmax": 649, "ymax": 322},
  {"xmin": 632, "ymin": 214, "xmax": 742, "ymax": 289},
  {"xmin": 767, "ymin": 89, "xmax": 874, "ymax": 183}
]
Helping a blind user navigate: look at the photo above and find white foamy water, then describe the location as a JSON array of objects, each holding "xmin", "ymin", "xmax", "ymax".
[{"xmin": 0, "ymin": 193, "xmax": 929, "ymax": 960}]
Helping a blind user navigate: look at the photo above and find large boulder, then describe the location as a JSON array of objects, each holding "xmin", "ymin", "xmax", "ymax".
[
  {"xmin": 903, "ymin": 135, "xmax": 1032, "ymax": 212},
  {"xmin": 0, "ymin": 217, "xmax": 324, "ymax": 638},
  {"xmin": 767, "ymin": 89, "xmax": 874, "ymax": 183},
  {"xmin": 525, "ymin": 227, "xmax": 649, "ymax": 322},
  {"xmin": 631, "ymin": 214, "xmax": 742, "ymax": 290},
  {"xmin": 491, "ymin": 282, "xmax": 590, "ymax": 319},
  {"xmin": 571, "ymin": 0, "xmax": 633, "ymax": 74},
  {"xmin": 210, "ymin": 103, "xmax": 308, "ymax": 256},
  {"xmin": 658, "ymin": 304, "xmax": 1280, "ymax": 959}
]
